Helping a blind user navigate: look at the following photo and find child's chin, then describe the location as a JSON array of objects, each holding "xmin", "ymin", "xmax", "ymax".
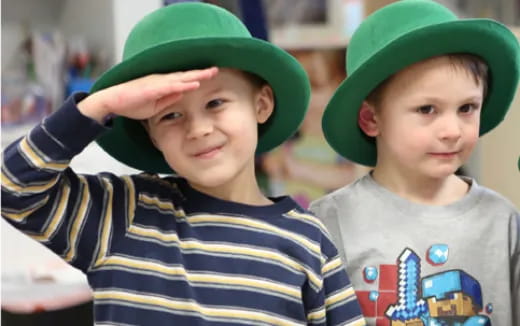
[
  {"xmin": 189, "ymin": 173, "xmax": 235, "ymax": 189},
  {"xmin": 428, "ymin": 167, "xmax": 460, "ymax": 179}
]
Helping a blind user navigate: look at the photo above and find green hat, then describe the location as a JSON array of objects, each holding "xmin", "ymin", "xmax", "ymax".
[
  {"xmin": 91, "ymin": 2, "xmax": 310, "ymax": 173},
  {"xmin": 323, "ymin": 0, "xmax": 520, "ymax": 166}
]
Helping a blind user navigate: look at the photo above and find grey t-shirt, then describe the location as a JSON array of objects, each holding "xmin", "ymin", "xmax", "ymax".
[{"xmin": 310, "ymin": 174, "xmax": 519, "ymax": 326}]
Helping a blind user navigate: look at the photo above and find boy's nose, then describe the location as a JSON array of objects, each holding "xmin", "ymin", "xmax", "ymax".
[
  {"xmin": 437, "ymin": 114, "xmax": 462, "ymax": 141},
  {"xmin": 186, "ymin": 115, "xmax": 213, "ymax": 139}
]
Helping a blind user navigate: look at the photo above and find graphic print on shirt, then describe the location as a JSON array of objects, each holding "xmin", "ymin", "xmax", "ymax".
[{"xmin": 355, "ymin": 246, "xmax": 492, "ymax": 326}]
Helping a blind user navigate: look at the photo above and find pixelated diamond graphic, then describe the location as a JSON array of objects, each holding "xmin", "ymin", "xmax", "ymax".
[
  {"xmin": 364, "ymin": 266, "xmax": 378, "ymax": 283},
  {"xmin": 426, "ymin": 244, "xmax": 449, "ymax": 266},
  {"xmin": 369, "ymin": 291, "xmax": 379, "ymax": 301}
]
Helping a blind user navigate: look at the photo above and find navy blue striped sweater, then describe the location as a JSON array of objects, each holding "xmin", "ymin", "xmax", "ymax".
[{"xmin": 1, "ymin": 94, "xmax": 365, "ymax": 326}]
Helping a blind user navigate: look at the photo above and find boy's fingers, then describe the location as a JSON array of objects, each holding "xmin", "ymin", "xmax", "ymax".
[
  {"xmin": 176, "ymin": 67, "xmax": 218, "ymax": 82},
  {"xmin": 152, "ymin": 80, "xmax": 200, "ymax": 99},
  {"xmin": 156, "ymin": 92, "xmax": 184, "ymax": 111},
  {"xmin": 112, "ymin": 68, "xmax": 213, "ymax": 109},
  {"xmin": 130, "ymin": 67, "xmax": 216, "ymax": 97},
  {"xmin": 143, "ymin": 81, "xmax": 200, "ymax": 100}
]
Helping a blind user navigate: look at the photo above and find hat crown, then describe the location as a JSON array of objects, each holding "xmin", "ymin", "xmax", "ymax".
[
  {"xmin": 347, "ymin": 0, "xmax": 457, "ymax": 75},
  {"xmin": 123, "ymin": 3, "xmax": 251, "ymax": 60}
]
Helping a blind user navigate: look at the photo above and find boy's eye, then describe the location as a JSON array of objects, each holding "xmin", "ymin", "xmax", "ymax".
[
  {"xmin": 417, "ymin": 105, "xmax": 435, "ymax": 114},
  {"xmin": 459, "ymin": 103, "xmax": 479, "ymax": 114},
  {"xmin": 160, "ymin": 112, "xmax": 182, "ymax": 121},
  {"xmin": 207, "ymin": 98, "xmax": 225, "ymax": 109}
]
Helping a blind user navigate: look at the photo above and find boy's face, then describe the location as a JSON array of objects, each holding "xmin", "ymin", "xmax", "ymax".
[
  {"xmin": 146, "ymin": 68, "xmax": 273, "ymax": 193},
  {"xmin": 366, "ymin": 56, "xmax": 483, "ymax": 179}
]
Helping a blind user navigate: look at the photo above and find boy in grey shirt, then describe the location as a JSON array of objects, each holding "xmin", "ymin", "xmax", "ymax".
[{"xmin": 310, "ymin": 1, "xmax": 520, "ymax": 325}]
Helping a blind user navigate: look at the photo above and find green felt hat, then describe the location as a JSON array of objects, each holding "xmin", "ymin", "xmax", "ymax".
[
  {"xmin": 91, "ymin": 2, "xmax": 310, "ymax": 173},
  {"xmin": 323, "ymin": 0, "xmax": 520, "ymax": 166}
]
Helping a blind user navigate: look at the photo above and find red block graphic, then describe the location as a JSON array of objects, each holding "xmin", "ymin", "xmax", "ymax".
[
  {"xmin": 356, "ymin": 291, "xmax": 377, "ymax": 317},
  {"xmin": 379, "ymin": 264, "xmax": 398, "ymax": 292},
  {"xmin": 377, "ymin": 291, "xmax": 398, "ymax": 317},
  {"xmin": 357, "ymin": 263, "xmax": 400, "ymax": 320}
]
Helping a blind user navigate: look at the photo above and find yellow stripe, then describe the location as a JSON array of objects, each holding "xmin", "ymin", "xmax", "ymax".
[
  {"xmin": 126, "ymin": 224, "xmax": 322, "ymax": 288},
  {"xmin": 32, "ymin": 185, "xmax": 70, "ymax": 242},
  {"xmin": 139, "ymin": 194, "xmax": 176, "ymax": 211},
  {"xmin": 307, "ymin": 308, "xmax": 325, "ymax": 321},
  {"xmin": 138, "ymin": 193, "xmax": 185, "ymax": 217},
  {"xmin": 64, "ymin": 176, "xmax": 90, "ymax": 262},
  {"xmin": 128, "ymin": 224, "xmax": 180, "ymax": 241},
  {"xmin": 19, "ymin": 137, "xmax": 68, "ymax": 170},
  {"xmin": 188, "ymin": 215, "xmax": 321, "ymax": 256},
  {"xmin": 2, "ymin": 195, "xmax": 50, "ymax": 222},
  {"xmin": 1, "ymin": 171, "xmax": 59, "ymax": 194},
  {"xmin": 94, "ymin": 178, "xmax": 114, "ymax": 267},
  {"xmin": 102, "ymin": 256, "xmax": 300, "ymax": 299},
  {"xmin": 187, "ymin": 274, "xmax": 300, "ymax": 299},
  {"xmin": 347, "ymin": 318, "xmax": 367, "ymax": 326},
  {"xmin": 308, "ymin": 287, "xmax": 362, "ymax": 323},
  {"xmin": 2, "ymin": 209, "xmax": 36, "ymax": 222},
  {"xmin": 94, "ymin": 290, "xmax": 301, "ymax": 326},
  {"xmin": 123, "ymin": 176, "xmax": 136, "ymax": 225},
  {"xmin": 322, "ymin": 257, "xmax": 343, "ymax": 275},
  {"xmin": 325, "ymin": 286, "xmax": 355, "ymax": 307},
  {"xmin": 286, "ymin": 210, "xmax": 328, "ymax": 232}
]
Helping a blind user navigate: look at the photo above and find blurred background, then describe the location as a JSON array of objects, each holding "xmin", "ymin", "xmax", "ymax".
[{"xmin": 2, "ymin": 0, "xmax": 519, "ymax": 324}]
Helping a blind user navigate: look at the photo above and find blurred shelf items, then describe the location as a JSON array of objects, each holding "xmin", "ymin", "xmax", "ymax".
[
  {"xmin": 1, "ymin": 0, "xmax": 162, "ymax": 323},
  {"xmin": 1, "ymin": 0, "xmax": 163, "ymax": 147},
  {"xmin": 2, "ymin": 32, "xmax": 92, "ymax": 131}
]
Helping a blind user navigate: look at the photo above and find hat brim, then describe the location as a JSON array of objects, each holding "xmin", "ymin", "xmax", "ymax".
[
  {"xmin": 91, "ymin": 37, "xmax": 310, "ymax": 173},
  {"xmin": 323, "ymin": 19, "xmax": 520, "ymax": 166}
]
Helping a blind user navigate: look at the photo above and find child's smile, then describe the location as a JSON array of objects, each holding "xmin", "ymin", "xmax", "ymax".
[
  {"xmin": 146, "ymin": 68, "xmax": 274, "ymax": 202},
  {"xmin": 191, "ymin": 143, "xmax": 225, "ymax": 159}
]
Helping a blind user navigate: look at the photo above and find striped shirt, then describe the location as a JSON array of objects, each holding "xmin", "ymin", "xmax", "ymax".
[{"xmin": 1, "ymin": 94, "xmax": 366, "ymax": 326}]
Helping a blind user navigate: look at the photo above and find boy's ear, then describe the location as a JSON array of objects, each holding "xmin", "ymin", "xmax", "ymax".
[
  {"xmin": 255, "ymin": 85, "xmax": 275, "ymax": 124},
  {"xmin": 358, "ymin": 101, "xmax": 379, "ymax": 137}
]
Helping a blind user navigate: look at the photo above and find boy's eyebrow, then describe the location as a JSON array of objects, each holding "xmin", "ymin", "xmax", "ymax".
[
  {"xmin": 459, "ymin": 95, "xmax": 484, "ymax": 103},
  {"xmin": 413, "ymin": 93, "xmax": 483, "ymax": 105}
]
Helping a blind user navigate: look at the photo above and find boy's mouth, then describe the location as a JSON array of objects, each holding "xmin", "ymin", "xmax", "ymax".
[
  {"xmin": 428, "ymin": 151, "xmax": 461, "ymax": 158},
  {"xmin": 192, "ymin": 145, "xmax": 224, "ymax": 159}
]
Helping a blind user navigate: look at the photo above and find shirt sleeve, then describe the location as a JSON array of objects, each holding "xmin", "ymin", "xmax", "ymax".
[
  {"xmin": 1, "ymin": 93, "xmax": 136, "ymax": 272},
  {"xmin": 305, "ymin": 234, "xmax": 366, "ymax": 326}
]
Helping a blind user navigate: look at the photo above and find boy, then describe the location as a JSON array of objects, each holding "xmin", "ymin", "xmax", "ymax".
[
  {"xmin": 1, "ymin": 3, "xmax": 365, "ymax": 325},
  {"xmin": 310, "ymin": 0, "xmax": 520, "ymax": 325}
]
